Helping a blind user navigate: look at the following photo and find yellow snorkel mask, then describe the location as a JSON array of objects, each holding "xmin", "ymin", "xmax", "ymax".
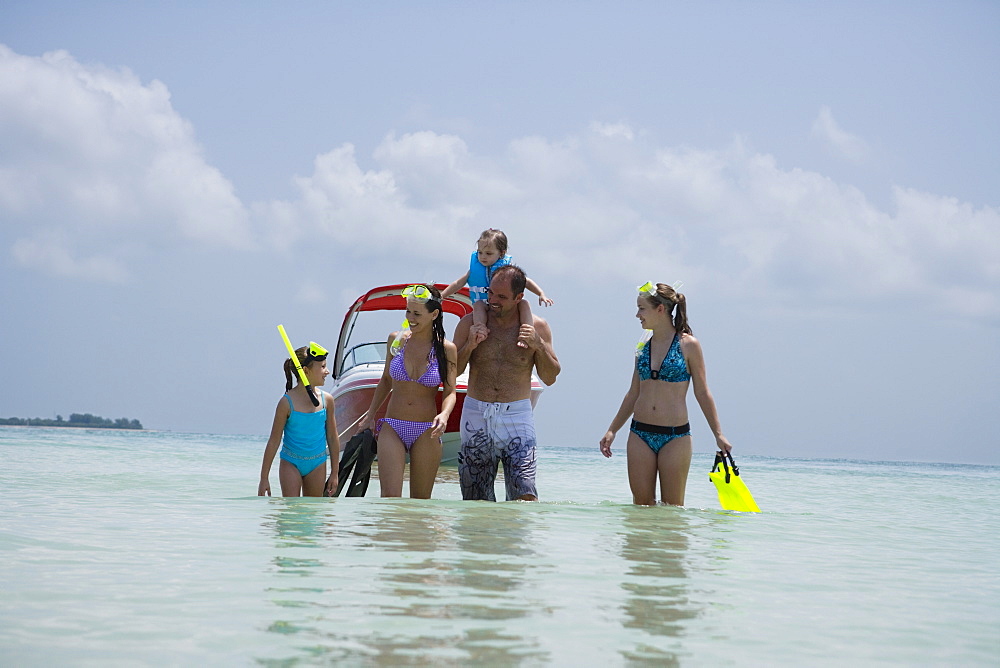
[
  {"xmin": 401, "ymin": 284, "xmax": 432, "ymax": 302},
  {"xmin": 306, "ymin": 341, "xmax": 329, "ymax": 362},
  {"xmin": 638, "ymin": 280, "xmax": 684, "ymax": 302},
  {"xmin": 391, "ymin": 286, "xmax": 435, "ymax": 355}
]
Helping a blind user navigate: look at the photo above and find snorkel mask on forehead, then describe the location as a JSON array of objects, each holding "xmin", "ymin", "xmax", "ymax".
[
  {"xmin": 306, "ymin": 341, "xmax": 328, "ymax": 362},
  {"xmin": 638, "ymin": 280, "xmax": 684, "ymax": 304},
  {"xmin": 401, "ymin": 284, "xmax": 432, "ymax": 302}
]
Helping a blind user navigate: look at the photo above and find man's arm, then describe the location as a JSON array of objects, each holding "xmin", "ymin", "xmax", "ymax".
[
  {"xmin": 453, "ymin": 313, "xmax": 478, "ymax": 376},
  {"xmin": 523, "ymin": 315, "xmax": 560, "ymax": 386}
]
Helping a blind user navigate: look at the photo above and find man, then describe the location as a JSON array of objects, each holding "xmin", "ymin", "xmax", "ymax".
[{"xmin": 453, "ymin": 264, "xmax": 560, "ymax": 501}]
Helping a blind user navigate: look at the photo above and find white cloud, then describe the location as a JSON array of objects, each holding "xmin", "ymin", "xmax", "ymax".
[
  {"xmin": 617, "ymin": 144, "xmax": 1000, "ymax": 315},
  {"xmin": 3, "ymin": 44, "xmax": 996, "ymax": 322},
  {"xmin": 11, "ymin": 233, "xmax": 128, "ymax": 283},
  {"xmin": 0, "ymin": 45, "xmax": 249, "ymax": 281},
  {"xmin": 891, "ymin": 186, "xmax": 1000, "ymax": 318},
  {"xmin": 506, "ymin": 135, "xmax": 585, "ymax": 187},
  {"xmin": 256, "ymin": 142, "xmax": 468, "ymax": 259},
  {"xmin": 259, "ymin": 126, "xmax": 999, "ymax": 320},
  {"xmin": 589, "ymin": 121, "xmax": 635, "ymax": 141},
  {"xmin": 811, "ymin": 106, "xmax": 869, "ymax": 162},
  {"xmin": 374, "ymin": 131, "xmax": 519, "ymax": 210}
]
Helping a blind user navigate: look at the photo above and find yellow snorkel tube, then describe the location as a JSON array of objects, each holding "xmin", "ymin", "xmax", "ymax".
[
  {"xmin": 389, "ymin": 319, "xmax": 410, "ymax": 357},
  {"xmin": 277, "ymin": 324, "xmax": 322, "ymax": 407}
]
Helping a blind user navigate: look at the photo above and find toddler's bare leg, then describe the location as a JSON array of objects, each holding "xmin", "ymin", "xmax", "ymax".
[{"xmin": 515, "ymin": 300, "xmax": 533, "ymax": 347}]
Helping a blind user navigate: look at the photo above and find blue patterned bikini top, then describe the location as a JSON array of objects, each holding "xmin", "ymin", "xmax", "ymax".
[{"xmin": 637, "ymin": 334, "xmax": 690, "ymax": 382}]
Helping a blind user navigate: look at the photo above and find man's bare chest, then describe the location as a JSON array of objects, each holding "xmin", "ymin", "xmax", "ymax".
[{"xmin": 476, "ymin": 326, "xmax": 532, "ymax": 369}]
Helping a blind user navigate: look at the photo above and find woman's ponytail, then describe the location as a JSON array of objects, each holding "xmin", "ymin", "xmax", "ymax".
[
  {"xmin": 673, "ymin": 292, "xmax": 692, "ymax": 335},
  {"xmin": 422, "ymin": 285, "xmax": 449, "ymax": 385},
  {"xmin": 654, "ymin": 283, "xmax": 693, "ymax": 335}
]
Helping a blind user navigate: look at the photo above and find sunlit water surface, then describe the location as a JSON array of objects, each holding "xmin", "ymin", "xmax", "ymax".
[{"xmin": 1, "ymin": 427, "xmax": 997, "ymax": 665}]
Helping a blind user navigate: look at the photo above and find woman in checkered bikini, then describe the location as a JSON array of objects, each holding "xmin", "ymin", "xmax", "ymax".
[{"xmin": 362, "ymin": 284, "xmax": 458, "ymax": 498}]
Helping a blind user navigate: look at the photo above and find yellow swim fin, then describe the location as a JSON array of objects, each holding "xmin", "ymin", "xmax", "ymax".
[{"xmin": 709, "ymin": 451, "xmax": 761, "ymax": 512}]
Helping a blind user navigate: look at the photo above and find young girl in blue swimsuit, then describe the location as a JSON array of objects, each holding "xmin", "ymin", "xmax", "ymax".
[
  {"xmin": 363, "ymin": 284, "xmax": 458, "ymax": 498},
  {"xmin": 258, "ymin": 343, "xmax": 340, "ymax": 497},
  {"xmin": 599, "ymin": 282, "xmax": 733, "ymax": 506}
]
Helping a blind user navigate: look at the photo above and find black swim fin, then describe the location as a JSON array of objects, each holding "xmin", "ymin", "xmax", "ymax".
[
  {"xmin": 334, "ymin": 429, "xmax": 377, "ymax": 497},
  {"xmin": 334, "ymin": 430, "xmax": 362, "ymax": 496},
  {"xmin": 346, "ymin": 428, "xmax": 377, "ymax": 497}
]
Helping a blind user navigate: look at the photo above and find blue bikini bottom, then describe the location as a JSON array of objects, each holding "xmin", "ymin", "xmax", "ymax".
[{"xmin": 629, "ymin": 419, "xmax": 691, "ymax": 454}]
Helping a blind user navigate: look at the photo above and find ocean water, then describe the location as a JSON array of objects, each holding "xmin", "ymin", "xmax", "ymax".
[{"xmin": 1, "ymin": 426, "xmax": 998, "ymax": 666}]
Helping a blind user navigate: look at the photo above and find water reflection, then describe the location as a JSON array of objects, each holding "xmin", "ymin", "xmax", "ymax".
[
  {"xmin": 270, "ymin": 627, "xmax": 542, "ymax": 666},
  {"xmin": 256, "ymin": 498, "xmax": 551, "ymax": 664},
  {"xmin": 262, "ymin": 498, "xmax": 333, "ymax": 576},
  {"xmin": 370, "ymin": 500, "xmax": 454, "ymax": 619},
  {"xmin": 445, "ymin": 503, "xmax": 543, "ymax": 619},
  {"xmin": 617, "ymin": 506, "xmax": 699, "ymax": 664},
  {"xmin": 259, "ymin": 497, "xmax": 337, "ymax": 652},
  {"xmin": 354, "ymin": 501, "xmax": 548, "ymax": 664},
  {"xmin": 266, "ymin": 498, "xmax": 330, "ymax": 546}
]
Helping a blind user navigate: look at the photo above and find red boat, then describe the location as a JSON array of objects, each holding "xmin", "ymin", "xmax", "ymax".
[{"xmin": 330, "ymin": 283, "xmax": 545, "ymax": 462}]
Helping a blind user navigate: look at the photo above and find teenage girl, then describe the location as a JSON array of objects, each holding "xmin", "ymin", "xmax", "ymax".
[
  {"xmin": 441, "ymin": 228, "xmax": 553, "ymax": 346},
  {"xmin": 363, "ymin": 284, "xmax": 459, "ymax": 498},
  {"xmin": 599, "ymin": 282, "xmax": 733, "ymax": 506},
  {"xmin": 259, "ymin": 343, "xmax": 340, "ymax": 497}
]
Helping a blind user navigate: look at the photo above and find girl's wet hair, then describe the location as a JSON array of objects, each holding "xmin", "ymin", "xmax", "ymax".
[
  {"xmin": 409, "ymin": 284, "xmax": 450, "ymax": 385},
  {"xmin": 642, "ymin": 283, "xmax": 692, "ymax": 335},
  {"xmin": 283, "ymin": 346, "xmax": 316, "ymax": 391},
  {"xmin": 478, "ymin": 228, "xmax": 508, "ymax": 256}
]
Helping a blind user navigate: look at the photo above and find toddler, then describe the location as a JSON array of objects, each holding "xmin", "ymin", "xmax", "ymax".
[{"xmin": 442, "ymin": 229, "xmax": 552, "ymax": 346}]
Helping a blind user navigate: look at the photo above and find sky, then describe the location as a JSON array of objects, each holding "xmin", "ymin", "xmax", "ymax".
[{"xmin": 1, "ymin": 1, "xmax": 998, "ymax": 465}]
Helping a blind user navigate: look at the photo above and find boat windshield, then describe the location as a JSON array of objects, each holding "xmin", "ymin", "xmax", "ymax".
[{"xmin": 341, "ymin": 342, "xmax": 387, "ymax": 374}]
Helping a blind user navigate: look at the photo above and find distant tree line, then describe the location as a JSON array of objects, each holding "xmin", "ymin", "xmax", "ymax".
[{"xmin": 0, "ymin": 413, "xmax": 143, "ymax": 429}]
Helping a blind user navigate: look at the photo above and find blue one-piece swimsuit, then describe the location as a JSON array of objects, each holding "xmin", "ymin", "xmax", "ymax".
[
  {"xmin": 279, "ymin": 394, "xmax": 329, "ymax": 476},
  {"xmin": 631, "ymin": 335, "xmax": 692, "ymax": 453}
]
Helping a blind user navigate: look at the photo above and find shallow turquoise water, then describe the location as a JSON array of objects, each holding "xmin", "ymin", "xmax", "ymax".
[{"xmin": 1, "ymin": 426, "xmax": 998, "ymax": 665}]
